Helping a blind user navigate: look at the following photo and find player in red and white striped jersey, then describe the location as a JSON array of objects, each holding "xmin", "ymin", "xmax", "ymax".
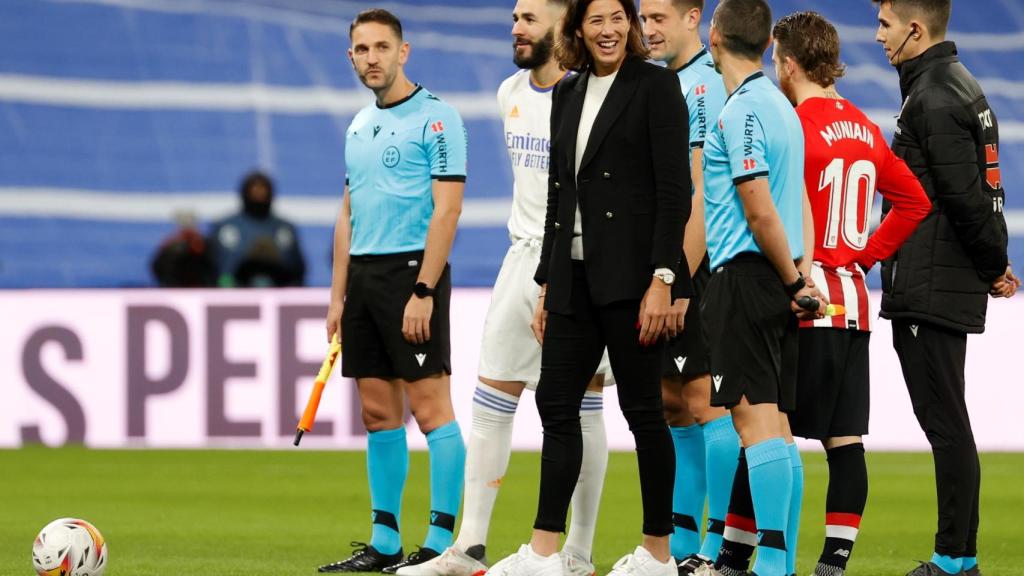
[
  {"xmin": 795, "ymin": 75, "xmax": 929, "ymax": 333},
  {"xmin": 773, "ymin": 12, "xmax": 930, "ymax": 576}
]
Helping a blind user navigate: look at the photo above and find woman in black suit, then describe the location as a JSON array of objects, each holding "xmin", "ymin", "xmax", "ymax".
[{"xmin": 486, "ymin": 1, "xmax": 692, "ymax": 575}]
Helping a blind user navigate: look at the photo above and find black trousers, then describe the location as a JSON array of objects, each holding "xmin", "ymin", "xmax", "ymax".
[
  {"xmin": 533, "ymin": 263, "xmax": 674, "ymax": 536},
  {"xmin": 892, "ymin": 319, "xmax": 980, "ymax": 557}
]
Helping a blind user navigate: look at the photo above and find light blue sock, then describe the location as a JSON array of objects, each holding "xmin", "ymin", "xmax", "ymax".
[
  {"xmin": 367, "ymin": 427, "xmax": 408, "ymax": 555},
  {"xmin": 424, "ymin": 420, "xmax": 466, "ymax": 552},
  {"xmin": 699, "ymin": 415, "xmax": 740, "ymax": 561},
  {"xmin": 931, "ymin": 553, "xmax": 962, "ymax": 575},
  {"xmin": 786, "ymin": 443, "xmax": 804, "ymax": 576},
  {"xmin": 962, "ymin": 556, "xmax": 978, "ymax": 571},
  {"xmin": 747, "ymin": 438, "xmax": 793, "ymax": 576},
  {"xmin": 670, "ymin": 424, "xmax": 706, "ymax": 559}
]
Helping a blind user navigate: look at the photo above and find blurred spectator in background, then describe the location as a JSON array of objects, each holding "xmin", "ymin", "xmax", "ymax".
[
  {"xmin": 150, "ymin": 210, "xmax": 216, "ymax": 287},
  {"xmin": 207, "ymin": 171, "xmax": 307, "ymax": 287}
]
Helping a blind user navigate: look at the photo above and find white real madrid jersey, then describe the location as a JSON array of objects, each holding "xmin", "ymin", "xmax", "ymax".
[{"xmin": 498, "ymin": 69, "xmax": 568, "ymax": 241}]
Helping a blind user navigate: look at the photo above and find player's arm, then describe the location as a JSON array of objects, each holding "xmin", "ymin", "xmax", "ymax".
[
  {"xmin": 916, "ymin": 94, "xmax": 1008, "ymax": 281},
  {"xmin": 404, "ymin": 109, "xmax": 467, "ymax": 345},
  {"xmin": 857, "ymin": 144, "xmax": 930, "ymax": 270},
  {"xmin": 737, "ymin": 179, "xmax": 824, "ymax": 317},
  {"xmin": 326, "ymin": 186, "xmax": 352, "ymax": 343},
  {"xmin": 682, "ymin": 149, "xmax": 707, "ymax": 278},
  {"xmin": 418, "ymin": 179, "xmax": 464, "ymax": 288}
]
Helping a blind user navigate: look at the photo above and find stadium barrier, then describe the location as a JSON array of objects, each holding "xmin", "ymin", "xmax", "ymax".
[{"xmin": 1, "ymin": 288, "xmax": 1021, "ymax": 451}]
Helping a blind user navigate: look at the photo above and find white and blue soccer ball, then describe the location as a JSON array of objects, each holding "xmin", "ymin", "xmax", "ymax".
[{"xmin": 32, "ymin": 518, "xmax": 108, "ymax": 576}]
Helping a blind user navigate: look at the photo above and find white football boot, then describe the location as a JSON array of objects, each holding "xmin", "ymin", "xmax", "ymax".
[
  {"xmin": 607, "ymin": 547, "xmax": 676, "ymax": 576},
  {"xmin": 561, "ymin": 549, "xmax": 597, "ymax": 576},
  {"xmin": 486, "ymin": 544, "xmax": 563, "ymax": 576},
  {"xmin": 396, "ymin": 546, "xmax": 488, "ymax": 576}
]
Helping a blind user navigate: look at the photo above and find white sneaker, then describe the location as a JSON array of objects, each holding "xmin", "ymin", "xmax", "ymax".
[
  {"xmin": 607, "ymin": 547, "xmax": 676, "ymax": 576},
  {"xmin": 396, "ymin": 546, "xmax": 488, "ymax": 576},
  {"xmin": 485, "ymin": 544, "xmax": 563, "ymax": 576},
  {"xmin": 561, "ymin": 549, "xmax": 596, "ymax": 576}
]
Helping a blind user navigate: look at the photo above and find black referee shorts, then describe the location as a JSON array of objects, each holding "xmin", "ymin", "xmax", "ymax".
[
  {"xmin": 702, "ymin": 252, "xmax": 798, "ymax": 410},
  {"xmin": 662, "ymin": 260, "xmax": 711, "ymax": 380},
  {"xmin": 790, "ymin": 328, "xmax": 870, "ymax": 440},
  {"xmin": 341, "ymin": 251, "xmax": 452, "ymax": 381}
]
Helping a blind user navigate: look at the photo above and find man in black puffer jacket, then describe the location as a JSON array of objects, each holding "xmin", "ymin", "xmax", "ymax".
[{"xmin": 873, "ymin": 1, "xmax": 1020, "ymax": 575}]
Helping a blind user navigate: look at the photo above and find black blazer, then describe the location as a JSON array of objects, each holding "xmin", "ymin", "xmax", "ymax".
[{"xmin": 534, "ymin": 55, "xmax": 693, "ymax": 314}]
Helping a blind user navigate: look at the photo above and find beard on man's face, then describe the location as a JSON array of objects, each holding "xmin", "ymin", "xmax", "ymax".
[{"xmin": 513, "ymin": 30, "xmax": 554, "ymax": 70}]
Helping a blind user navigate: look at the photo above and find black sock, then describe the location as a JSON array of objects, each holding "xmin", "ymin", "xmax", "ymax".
[
  {"xmin": 716, "ymin": 449, "xmax": 755, "ymax": 573},
  {"xmin": 818, "ymin": 443, "xmax": 867, "ymax": 571}
]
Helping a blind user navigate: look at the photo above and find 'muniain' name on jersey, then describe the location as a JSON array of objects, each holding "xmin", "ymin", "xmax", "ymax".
[{"xmin": 820, "ymin": 120, "xmax": 875, "ymax": 148}]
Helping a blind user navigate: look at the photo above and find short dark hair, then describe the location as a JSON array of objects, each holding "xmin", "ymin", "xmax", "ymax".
[
  {"xmin": 872, "ymin": 0, "xmax": 951, "ymax": 37},
  {"xmin": 712, "ymin": 0, "xmax": 772, "ymax": 61},
  {"xmin": 672, "ymin": 0, "xmax": 704, "ymax": 12},
  {"xmin": 773, "ymin": 11, "xmax": 846, "ymax": 88},
  {"xmin": 349, "ymin": 8, "xmax": 403, "ymax": 41},
  {"xmin": 555, "ymin": 0, "xmax": 649, "ymax": 71}
]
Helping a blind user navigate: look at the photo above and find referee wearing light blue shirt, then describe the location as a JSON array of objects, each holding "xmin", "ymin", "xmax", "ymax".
[
  {"xmin": 700, "ymin": 2, "xmax": 826, "ymax": 576},
  {"xmin": 319, "ymin": 9, "xmax": 467, "ymax": 574}
]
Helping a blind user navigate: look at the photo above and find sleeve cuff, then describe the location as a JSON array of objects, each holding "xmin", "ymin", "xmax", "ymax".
[
  {"xmin": 433, "ymin": 175, "xmax": 466, "ymax": 182},
  {"xmin": 733, "ymin": 171, "xmax": 769, "ymax": 185}
]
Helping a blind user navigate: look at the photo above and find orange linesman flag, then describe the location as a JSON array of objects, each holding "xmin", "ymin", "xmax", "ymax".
[{"xmin": 294, "ymin": 333, "xmax": 342, "ymax": 446}]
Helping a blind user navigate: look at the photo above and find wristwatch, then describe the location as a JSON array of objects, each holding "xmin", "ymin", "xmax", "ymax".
[
  {"xmin": 653, "ymin": 268, "xmax": 676, "ymax": 286},
  {"xmin": 784, "ymin": 272, "xmax": 806, "ymax": 298},
  {"xmin": 413, "ymin": 282, "xmax": 435, "ymax": 299}
]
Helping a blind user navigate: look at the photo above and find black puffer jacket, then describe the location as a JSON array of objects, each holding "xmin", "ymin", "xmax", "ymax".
[{"xmin": 880, "ymin": 41, "xmax": 1008, "ymax": 333}]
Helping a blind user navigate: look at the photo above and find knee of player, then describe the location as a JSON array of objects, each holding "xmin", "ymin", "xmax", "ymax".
[
  {"xmin": 360, "ymin": 405, "xmax": 403, "ymax": 432},
  {"xmin": 662, "ymin": 398, "xmax": 692, "ymax": 427}
]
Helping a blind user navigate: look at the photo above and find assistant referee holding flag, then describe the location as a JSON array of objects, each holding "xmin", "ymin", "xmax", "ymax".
[{"xmin": 320, "ymin": 9, "xmax": 469, "ymax": 574}]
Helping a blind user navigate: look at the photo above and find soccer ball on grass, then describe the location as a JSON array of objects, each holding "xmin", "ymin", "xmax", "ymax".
[{"xmin": 32, "ymin": 518, "xmax": 108, "ymax": 576}]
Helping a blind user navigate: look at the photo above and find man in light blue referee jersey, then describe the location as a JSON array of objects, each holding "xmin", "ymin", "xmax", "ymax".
[
  {"xmin": 700, "ymin": 1, "xmax": 826, "ymax": 576},
  {"xmin": 319, "ymin": 9, "xmax": 468, "ymax": 575},
  {"xmin": 640, "ymin": 0, "xmax": 740, "ymax": 571}
]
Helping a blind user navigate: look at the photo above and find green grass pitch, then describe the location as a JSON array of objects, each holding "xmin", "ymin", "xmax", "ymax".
[{"xmin": 3, "ymin": 448, "xmax": 1022, "ymax": 575}]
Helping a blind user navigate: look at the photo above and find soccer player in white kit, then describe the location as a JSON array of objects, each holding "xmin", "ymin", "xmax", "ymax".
[{"xmin": 397, "ymin": 2, "xmax": 610, "ymax": 576}]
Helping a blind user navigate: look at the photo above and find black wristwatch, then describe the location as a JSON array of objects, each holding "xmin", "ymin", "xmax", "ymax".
[
  {"xmin": 413, "ymin": 282, "xmax": 435, "ymax": 299},
  {"xmin": 784, "ymin": 273, "xmax": 806, "ymax": 298}
]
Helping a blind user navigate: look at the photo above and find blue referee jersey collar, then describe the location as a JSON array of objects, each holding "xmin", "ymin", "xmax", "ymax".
[
  {"xmin": 376, "ymin": 84, "xmax": 423, "ymax": 109},
  {"xmin": 673, "ymin": 47, "xmax": 708, "ymax": 73},
  {"xmin": 725, "ymin": 70, "xmax": 765, "ymax": 103}
]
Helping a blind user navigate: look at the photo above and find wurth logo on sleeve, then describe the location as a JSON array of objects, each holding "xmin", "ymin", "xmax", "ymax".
[
  {"xmin": 695, "ymin": 84, "xmax": 707, "ymax": 96},
  {"xmin": 743, "ymin": 158, "xmax": 757, "ymax": 171},
  {"xmin": 431, "ymin": 121, "xmax": 444, "ymax": 133}
]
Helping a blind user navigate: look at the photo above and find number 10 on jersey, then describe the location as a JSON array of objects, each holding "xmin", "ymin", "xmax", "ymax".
[{"xmin": 820, "ymin": 158, "xmax": 877, "ymax": 250}]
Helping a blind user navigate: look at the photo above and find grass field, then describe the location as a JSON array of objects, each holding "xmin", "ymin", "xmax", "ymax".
[{"xmin": 2, "ymin": 448, "xmax": 1022, "ymax": 576}]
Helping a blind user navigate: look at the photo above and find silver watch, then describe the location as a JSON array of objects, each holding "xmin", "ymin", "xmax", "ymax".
[{"xmin": 654, "ymin": 267, "xmax": 675, "ymax": 286}]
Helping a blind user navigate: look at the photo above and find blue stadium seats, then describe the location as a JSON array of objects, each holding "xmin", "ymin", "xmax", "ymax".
[{"xmin": 0, "ymin": 0, "xmax": 1020, "ymax": 288}]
